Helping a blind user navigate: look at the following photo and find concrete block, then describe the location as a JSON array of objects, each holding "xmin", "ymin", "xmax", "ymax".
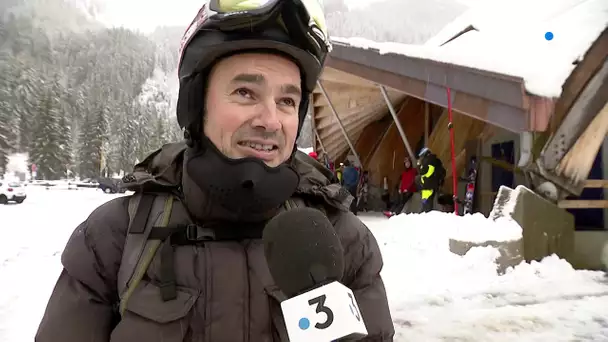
[
  {"xmin": 571, "ymin": 230, "xmax": 608, "ymax": 270},
  {"xmin": 489, "ymin": 185, "xmax": 575, "ymax": 263},
  {"xmin": 449, "ymin": 238, "xmax": 524, "ymax": 274}
]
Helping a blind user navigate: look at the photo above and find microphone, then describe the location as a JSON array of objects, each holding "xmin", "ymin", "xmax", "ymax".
[{"xmin": 263, "ymin": 207, "xmax": 368, "ymax": 342}]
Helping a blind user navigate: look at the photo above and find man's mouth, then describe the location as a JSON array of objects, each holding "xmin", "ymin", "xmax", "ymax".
[{"xmin": 237, "ymin": 141, "xmax": 279, "ymax": 152}]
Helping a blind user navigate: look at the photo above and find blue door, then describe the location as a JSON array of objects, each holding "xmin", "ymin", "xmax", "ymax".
[{"xmin": 491, "ymin": 141, "xmax": 515, "ymax": 192}]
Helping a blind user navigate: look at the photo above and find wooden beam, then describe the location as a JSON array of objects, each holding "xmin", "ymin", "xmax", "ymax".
[
  {"xmin": 479, "ymin": 156, "xmax": 525, "ymax": 174},
  {"xmin": 424, "ymin": 102, "xmax": 429, "ymax": 146},
  {"xmin": 315, "ymin": 100, "xmax": 391, "ymax": 131},
  {"xmin": 558, "ymin": 200, "xmax": 608, "ymax": 209},
  {"xmin": 584, "ymin": 179, "xmax": 608, "ymax": 188},
  {"xmin": 556, "ymin": 101, "xmax": 608, "ymax": 186},
  {"xmin": 428, "ymin": 108, "xmax": 487, "ymax": 192},
  {"xmin": 320, "ymin": 67, "xmax": 379, "ymax": 88},
  {"xmin": 365, "ymin": 97, "xmax": 426, "ymax": 188}
]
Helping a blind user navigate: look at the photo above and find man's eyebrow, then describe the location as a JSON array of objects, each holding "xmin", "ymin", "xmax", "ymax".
[
  {"xmin": 231, "ymin": 73, "xmax": 301, "ymax": 96},
  {"xmin": 282, "ymin": 84, "xmax": 301, "ymax": 97},
  {"xmin": 230, "ymin": 73, "xmax": 265, "ymax": 85}
]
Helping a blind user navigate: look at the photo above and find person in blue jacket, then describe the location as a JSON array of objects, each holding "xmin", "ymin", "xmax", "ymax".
[{"xmin": 342, "ymin": 160, "xmax": 360, "ymax": 215}]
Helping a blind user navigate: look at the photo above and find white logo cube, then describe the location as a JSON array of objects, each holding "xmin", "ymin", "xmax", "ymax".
[{"xmin": 280, "ymin": 281, "xmax": 368, "ymax": 342}]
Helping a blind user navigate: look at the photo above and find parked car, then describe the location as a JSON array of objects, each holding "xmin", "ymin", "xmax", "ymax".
[
  {"xmin": 97, "ymin": 177, "xmax": 127, "ymax": 194},
  {"xmin": 0, "ymin": 181, "xmax": 27, "ymax": 204},
  {"xmin": 71, "ymin": 178, "xmax": 99, "ymax": 189}
]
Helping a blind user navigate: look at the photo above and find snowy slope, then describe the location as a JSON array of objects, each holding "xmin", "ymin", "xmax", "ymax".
[
  {"xmin": 334, "ymin": 0, "xmax": 608, "ymax": 98},
  {"xmin": 1, "ymin": 188, "xmax": 608, "ymax": 341}
]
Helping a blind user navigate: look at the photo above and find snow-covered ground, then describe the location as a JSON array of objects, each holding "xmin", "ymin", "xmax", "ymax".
[
  {"xmin": 375, "ymin": 212, "xmax": 608, "ymax": 341},
  {"xmin": 1, "ymin": 186, "xmax": 607, "ymax": 341}
]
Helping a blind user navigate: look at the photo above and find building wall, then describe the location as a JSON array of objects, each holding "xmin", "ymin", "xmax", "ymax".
[
  {"xmin": 478, "ymin": 129, "xmax": 608, "ymax": 231},
  {"xmin": 478, "ymin": 128, "xmax": 525, "ymax": 215}
]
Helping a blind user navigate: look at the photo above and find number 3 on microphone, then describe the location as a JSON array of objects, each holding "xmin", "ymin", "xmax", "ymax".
[
  {"xmin": 308, "ymin": 292, "xmax": 362, "ymax": 330},
  {"xmin": 308, "ymin": 295, "xmax": 334, "ymax": 329}
]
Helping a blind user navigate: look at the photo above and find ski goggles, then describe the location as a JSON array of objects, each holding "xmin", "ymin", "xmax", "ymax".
[{"xmin": 205, "ymin": 0, "xmax": 331, "ymax": 62}]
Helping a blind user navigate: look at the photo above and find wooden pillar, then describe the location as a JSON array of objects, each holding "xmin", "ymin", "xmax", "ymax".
[{"xmin": 424, "ymin": 103, "xmax": 430, "ymax": 147}]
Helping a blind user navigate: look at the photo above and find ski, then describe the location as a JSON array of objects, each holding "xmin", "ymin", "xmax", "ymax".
[{"xmin": 462, "ymin": 156, "xmax": 479, "ymax": 215}]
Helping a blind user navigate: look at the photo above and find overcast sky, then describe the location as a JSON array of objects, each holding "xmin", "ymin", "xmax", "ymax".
[
  {"xmin": 95, "ymin": 0, "xmax": 203, "ymax": 33},
  {"xmin": 92, "ymin": 0, "xmax": 413, "ymax": 32},
  {"xmin": 94, "ymin": 0, "xmax": 478, "ymax": 34}
]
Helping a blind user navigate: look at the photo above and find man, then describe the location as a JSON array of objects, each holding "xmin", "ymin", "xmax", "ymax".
[
  {"xmin": 336, "ymin": 161, "xmax": 344, "ymax": 184},
  {"xmin": 383, "ymin": 156, "xmax": 417, "ymax": 218},
  {"xmin": 342, "ymin": 160, "xmax": 360, "ymax": 215},
  {"xmin": 415, "ymin": 147, "xmax": 446, "ymax": 213},
  {"xmin": 35, "ymin": 1, "xmax": 394, "ymax": 342}
]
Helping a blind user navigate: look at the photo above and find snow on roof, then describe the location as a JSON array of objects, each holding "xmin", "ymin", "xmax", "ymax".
[{"xmin": 332, "ymin": 0, "xmax": 607, "ymax": 98}]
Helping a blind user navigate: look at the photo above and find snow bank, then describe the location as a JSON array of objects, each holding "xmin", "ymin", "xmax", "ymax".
[
  {"xmin": 375, "ymin": 211, "xmax": 523, "ymax": 299},
  {"xmin": 451, "ymin": 213, "xmax": 522, "ymax": 244},
  {"xmin": 364, "ymin": 211, "xmax": 608, "ymax": 340}
]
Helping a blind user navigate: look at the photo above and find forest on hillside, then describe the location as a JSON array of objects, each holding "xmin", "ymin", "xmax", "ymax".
[
  {"xmin": 0, "ymin": 0, "xmax": 187, "ymax": 179},
  {"xmin": 0, "ymin": 0, "xmax": 462, "ymax": 180}
]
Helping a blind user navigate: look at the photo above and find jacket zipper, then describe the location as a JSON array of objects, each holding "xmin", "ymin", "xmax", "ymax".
[
  {"xmin": 191, "ymin": 245, "xmax": 206, "ymax": 342},
  {"xmin": 242, "ymin": 241, "xmax": 251, "ymax": 342}
]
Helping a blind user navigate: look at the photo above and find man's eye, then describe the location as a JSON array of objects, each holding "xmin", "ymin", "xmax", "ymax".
[
  {"xmin": 235, "ymin": 88, "xmax": 253, "ymax": 98},
  {"xmin": 279, "ymin": 98, "xmax": 296, "ymax": 107}
]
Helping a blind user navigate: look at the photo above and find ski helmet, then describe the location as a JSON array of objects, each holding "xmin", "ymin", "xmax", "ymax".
[
  {"xmin": 418, "ymin": 147, "xmax": 431, "ymax": 158},
  {"xmin": 176, "ymin": 0, "xmax": 332, "ymax": 140}
]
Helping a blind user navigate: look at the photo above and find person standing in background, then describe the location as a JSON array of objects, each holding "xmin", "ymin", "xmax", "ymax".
[
  {"xmin": 383, "ymin": 157, "xmax": 417, "ymax": 218},
  {"xmin": 336, "ymin": 162, "xmax": 344, "ymax": 184},
  {"xmin": 416, "ymin": 147, "xmax": 446, "ymax": 213},
  {"xmin": 342, "ymin": 160, "xmax": 360, "ymax": 215}
]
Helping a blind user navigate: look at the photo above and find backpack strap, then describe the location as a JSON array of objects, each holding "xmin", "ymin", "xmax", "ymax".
[
  {"xmin": 283, "ymin": 196, "xmax": 330, "ymax": 218},
  {"xmin": 118, "ymin": 193, "xmax": 175, "ymax": 316},
  {"xmin": 283, "ymin": 198, "xmax": 303, "ymax": 211}
]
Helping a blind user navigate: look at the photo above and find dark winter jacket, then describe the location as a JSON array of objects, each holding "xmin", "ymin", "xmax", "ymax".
[
  {"xmin": 342, "ymin": 165, "xmax": 359, "ymax": 188},
  {"xmin": 35, "ymin": 142, "xmax": 395, "ymax": 342},
  {"xmin": 416, "ymin": 153, "xmax": 445, "ymax": 190}
]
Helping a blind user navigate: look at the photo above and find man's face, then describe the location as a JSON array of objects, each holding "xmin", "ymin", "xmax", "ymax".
[
  {"xmin": 404, "ymin": 159, "xmax": 411, "ymax": 168},
  {"xmin": 204, "ymin": 52, "xmax": 302, "ymax": 168}
]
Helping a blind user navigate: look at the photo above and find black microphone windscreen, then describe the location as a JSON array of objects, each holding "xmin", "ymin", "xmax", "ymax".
[{"xmin": 263, "ymin": 207, "xmax": 345, "ymax": 298}]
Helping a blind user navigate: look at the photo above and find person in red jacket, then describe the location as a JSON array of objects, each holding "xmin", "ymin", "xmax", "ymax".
[{"xmin": 384, "ymin": 156, "xmax": 417, "ymax": 218}]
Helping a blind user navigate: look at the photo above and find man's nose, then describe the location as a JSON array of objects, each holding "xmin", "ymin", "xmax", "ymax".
[{"xmin": 252, "ymin": 100, "xmax": 282, "ymax": 132}]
